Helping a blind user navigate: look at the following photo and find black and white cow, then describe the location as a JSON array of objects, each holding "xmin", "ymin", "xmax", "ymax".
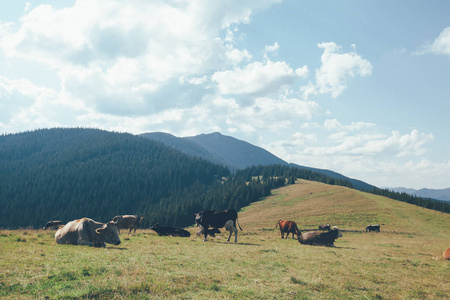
[{"xmin": 193, "ymin": 209, "xmax": 242, "ymax": 242}]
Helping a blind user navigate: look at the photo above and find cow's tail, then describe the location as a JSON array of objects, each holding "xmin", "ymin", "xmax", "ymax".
[{"xmin": 236, "ymin": 216, "xmax": 243, "ymax": 231}]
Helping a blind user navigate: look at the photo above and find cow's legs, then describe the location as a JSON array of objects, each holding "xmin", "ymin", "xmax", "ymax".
[
  {"xmin": 127, "ymin": 227, "xmax": 132, "ymax": 235},
  {"xmin": 202, "ymin": 226, "xmax": 208, "ymax": 242}
]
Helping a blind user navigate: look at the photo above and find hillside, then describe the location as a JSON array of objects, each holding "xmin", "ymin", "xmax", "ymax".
[
  {"xmin": 0, "ymin": 128, "xmax": 232, "ymax": 229},
  {"xmin": 240, "ymin": 179, "xmax": 450, "ymax": 235},
  {"xmin": 1, "ymin": 180, "xmax": 448, "ymax": 299},
  {"xmin": 141, "ymin": 131, "xmax": 376, "ymax": 191}
]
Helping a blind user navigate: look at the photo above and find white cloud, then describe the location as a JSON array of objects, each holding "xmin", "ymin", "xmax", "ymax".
[
  {"xmin": 416, "ymin": 27, "xmax": 450, "ymax": 56},
  {"xmin": 264, "ymin": 42, "xmax": 279, "ymax": 60},
  {"xmin": 212, "ymin": 60, "xmax": 308, "ymax": 96},
  {"xmin": 0, "ymin": 0, "xmax": 281, "ymax": 117},
  {"xmin": 303, "ymin": 42, "xmax": 372, "ymax": 99}
]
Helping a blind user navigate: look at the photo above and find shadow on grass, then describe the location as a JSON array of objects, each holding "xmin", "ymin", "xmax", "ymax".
[
  {"xmin": 209, "ymin": 241, "xmax": 262, "ymax": 246},
  {"xmin": 105, "ymin": 246, "xmax": 128, "ymax": 250}
]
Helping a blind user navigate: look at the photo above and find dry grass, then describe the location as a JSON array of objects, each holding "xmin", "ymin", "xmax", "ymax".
[{"xmin": 1, "ymin": 180, "xmax": 449, "ymax": 299}]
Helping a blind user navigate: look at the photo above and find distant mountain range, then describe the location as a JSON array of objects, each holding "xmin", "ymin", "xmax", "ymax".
[
  {"xmin": 140, "ymin": 132, "xmax": 376, "ymax": 191},
  {"xmin": 388, "ymin": 187, "xmax": 450, "ymax": 202}
]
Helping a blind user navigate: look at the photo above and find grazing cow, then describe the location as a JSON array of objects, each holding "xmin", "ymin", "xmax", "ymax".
[
  {"xmin": 43, "ymin": 220, "xmax": 63, "ymax": 230},
  {"xmin": 318, "ymin": 224, "xmax": 331, "ymax": 231},
  {"xmin": 366, "ymin": 224, "xmax": 380, "ymax": 232},
  {"xmin": 443, "ymin": 247, "xmax": 450, "ymax": 260},
  {"xmin": 55, "ymin": 218, "xmax": 121, "ymax": 247},
  {"xmin": 196, "ymin": 227, "xmax": 221, "ymax": 238},
  {"xmin": 276, "ymin": 220, "xmax": 301, "ymax": 239},
  {"xmin": 193, "ymin": 209, "xmax": 242, "ymax": 242},
  {"xmin": 112, "ymin": 215, "xmax": 143, "ymax": 235},
  {"xmin": 150, "ymin": 223, "xmax": 191, "ymax": 237},
  {"xmin": 298, "ymin": 226, "xmax": 342, "ymax": 247}
]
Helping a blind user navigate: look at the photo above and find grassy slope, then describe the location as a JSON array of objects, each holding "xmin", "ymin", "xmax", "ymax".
[{"xmin": 0, "ymin": 180, "xmax": 449, "ymax": 299}]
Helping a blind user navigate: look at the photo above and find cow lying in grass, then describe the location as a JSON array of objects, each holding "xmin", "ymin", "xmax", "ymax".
[
  {"xmin": 297, "ymin": 226, "xmax": 342, "ymax": 247},
  {"xmin": 150, "ymin": 223, "xmax": 191, "ymax": 237},
  {"xmin": 55, "ymin": 218, "xmax": 121, "ymax": 247},
  {"xmin": 318, "ymin": 224, "xmax": 330, "ymax": 230},
  {"xmin": 43, "ymin": 220, "xmax": 63, "ymax": 230},
  {"xmin": 366, "ymin": 224, "xmax": 380, "ymax": 232}
]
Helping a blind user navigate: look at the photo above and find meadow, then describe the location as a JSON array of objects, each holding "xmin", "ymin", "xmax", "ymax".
[{"xmin": 1, "ymin": 180, "xmax": 449, "ymax": 299}]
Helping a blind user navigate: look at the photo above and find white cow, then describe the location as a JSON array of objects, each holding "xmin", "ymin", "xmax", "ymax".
[{"xmin": 55, "ymin": 218, "xmax": 121, "ymax": 247}]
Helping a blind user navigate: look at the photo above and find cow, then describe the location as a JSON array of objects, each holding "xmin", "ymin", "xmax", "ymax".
[
  {"xmin": 298, "ymin": 226, "xmax": 342, "ymax": 247},
  {"xmin": 55, "ymin": 218, "xmax": 121, "ymax": 247},
  {"xmin": 193, "ymin": 209, "xmax": 242, "ymax": 242},
  {"xmin": 196, "ymin": 227, "xmax": 221, "ymax": 238},
  {"xmin": 150, "ymin": 223, "xmax": 190, "ymax": 237},
  {"xmin": 443, "ymin": 247, "xmax": 450, "ymax": 260},
  {"xmin": 276, "ymin": 220, "xmax": 301, "ymax": 239},
  {"xmin": 318, "ymin": 224, "xmax": 331, "ymax": 231},
  {"xmin": 43, "ymin": 220, "xmax": 63, "ymax": 230},
  {"xmin": 112, "ymin": 215, "xmax": 143, "ymax": 235},
  {"xmin": 366, "ymin": 224, "xmax": 380, "ymax": 232}
]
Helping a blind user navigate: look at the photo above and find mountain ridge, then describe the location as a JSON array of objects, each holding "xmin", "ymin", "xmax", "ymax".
[
  {"xmin": 140, "ymin": 131, "xmax": 376, "ymax": 191},
  {"xmin": 388, "ymin": 187, "xmax": 450, "ymax": 202}
]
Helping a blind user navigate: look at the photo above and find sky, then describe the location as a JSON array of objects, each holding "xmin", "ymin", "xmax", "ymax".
[{"xmin": 0, "ymin": 0, "xmax": 449, "ymax": 189}]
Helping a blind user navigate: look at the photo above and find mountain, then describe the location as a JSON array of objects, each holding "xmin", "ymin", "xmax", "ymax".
[
  {"xmin": 141, "ymin": 132, "xmax": 376, "ymax": 191},
  {"xmin": 389, "ymin": 187, "xmax": 450, "ymax": 202},
  {"xmin": 140, "ymin": 132, "xmax": 288, "ymax": 171}
]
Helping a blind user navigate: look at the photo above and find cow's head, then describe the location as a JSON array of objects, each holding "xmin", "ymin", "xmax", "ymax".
[
  {"xmin": 95, "ymin": 221, "xmax": 121, "ymax": 245},
  {"xmin": 150, "ymin": 223, "xmax": 160, "ymax": 231},
  {"xmin": 332, "ymin": 226, "xmax": 343, "ymax": 238},
  {"xmin": 193, "ymin": 212, "xmax": 203, "ymax": 227}
]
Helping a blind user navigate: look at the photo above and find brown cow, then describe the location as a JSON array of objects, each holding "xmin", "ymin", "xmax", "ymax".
[
  {"xmin": 55, "ymin": 218, "xmax": 121, "ymax": 247},
  {"xmin": 276, "ymin": 220, "xmax": 301, "ymax": 239},
  {"xmin": 443, "ymin": 247, "xmax": 450, "ymax": 260},
  {"xmin": 298, "ymin": 226, "xmax": 342, "ymax": 247},
  {"xmin": 112, "ymin": 215, "xmax": 143, "ymax": 235}
]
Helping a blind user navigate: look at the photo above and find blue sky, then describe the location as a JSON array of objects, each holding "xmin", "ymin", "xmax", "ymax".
[{"xmin": 1, "ymin": 0, "xmax": 449, "ymax": 189}]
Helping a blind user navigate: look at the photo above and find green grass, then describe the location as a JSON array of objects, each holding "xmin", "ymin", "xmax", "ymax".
[{"xmin": 1, "ymin": 180, "xmax": 449, "ymax": 299}]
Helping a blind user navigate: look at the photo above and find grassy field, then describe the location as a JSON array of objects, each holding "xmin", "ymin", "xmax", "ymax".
[{"xmin": 1, "ymin": 180, "xmax": 449, "ymax": 299}]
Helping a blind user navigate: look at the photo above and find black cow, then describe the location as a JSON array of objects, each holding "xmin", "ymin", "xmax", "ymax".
[
  {"xmin": 298, "ymin": 227, "xmax": 342, "ymax": 247},
  {"xmin": 318, "ymin": 224, "xmax": 331, "ymax": 230},
  {"xmin": 43, "ymin": 220, "xmax": 63, "ymax": 230},
  {"xmin": 366, "ymin": 224, "xmax": 380, "ymax": 232},
  {"xmin": 193, "ymin": 209, "xmax": 242, "ymax": 242},
  {"xmin": 150, "ymin": 223, "xmax": 190, "ymax": 237}
]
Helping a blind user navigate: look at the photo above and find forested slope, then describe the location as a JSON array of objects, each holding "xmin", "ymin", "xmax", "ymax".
[{"xmin": 0, "ymin": 128, "xmax": 230, "ymax": 228}]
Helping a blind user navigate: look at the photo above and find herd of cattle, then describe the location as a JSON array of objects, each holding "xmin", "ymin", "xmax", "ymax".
[{"xmin": 43, "ymin": 209, "xmax": 389, "ymax": 250}]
